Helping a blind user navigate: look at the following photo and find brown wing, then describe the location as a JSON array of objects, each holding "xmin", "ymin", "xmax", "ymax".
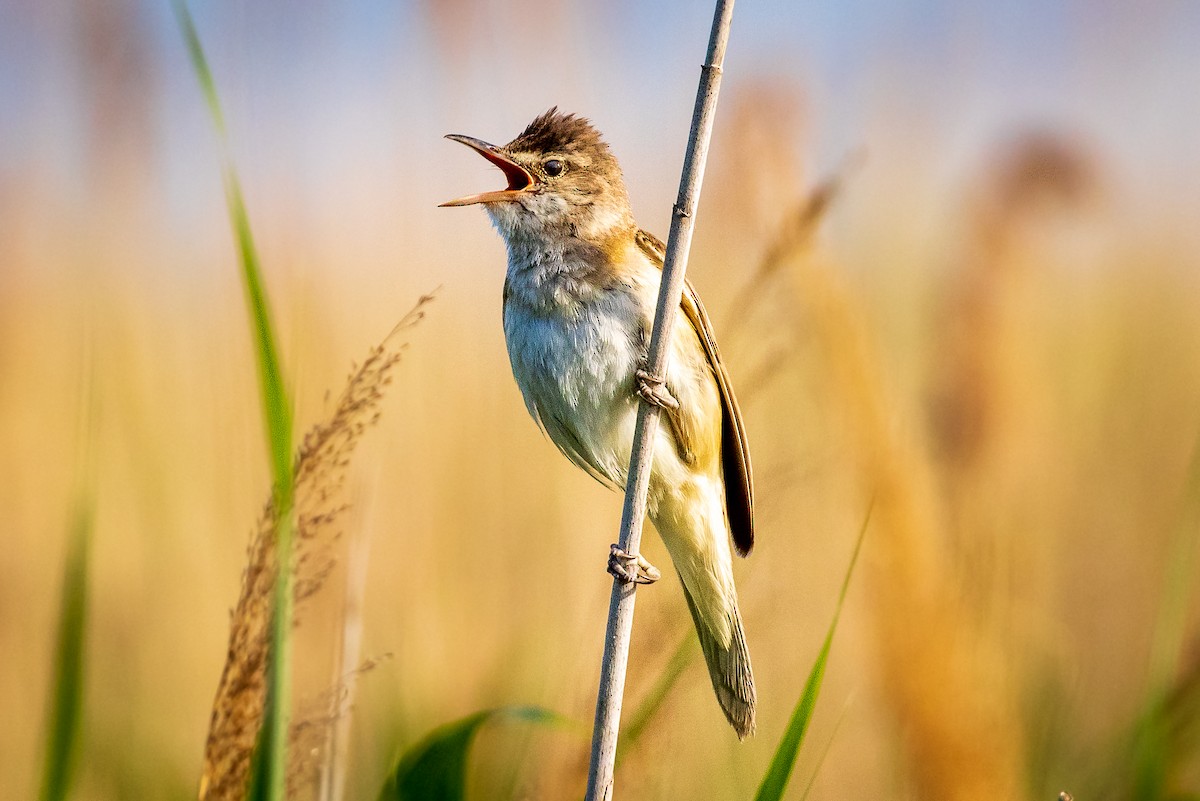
[{"xmin": 635, "ymin": 230, "xmax": 755, "ymax": 556}]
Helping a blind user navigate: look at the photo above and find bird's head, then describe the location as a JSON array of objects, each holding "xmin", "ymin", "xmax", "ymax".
[{"xmin": 441, "ymin": 108, "xmax": 634, "ymax": 244}]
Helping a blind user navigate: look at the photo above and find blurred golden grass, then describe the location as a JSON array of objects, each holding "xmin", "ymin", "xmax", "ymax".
[{"xmin": 3, "ymin": 79, "xmax": 1200, "ymax": 800}]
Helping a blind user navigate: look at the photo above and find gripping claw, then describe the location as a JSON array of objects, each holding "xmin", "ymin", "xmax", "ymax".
[
  {"xmin": 635, "ymin": 368, "xmax": 679, "ymax": 410},
  {"xmin": 607, "ymin": 544, "xmax": 661, "ymax": 585}
]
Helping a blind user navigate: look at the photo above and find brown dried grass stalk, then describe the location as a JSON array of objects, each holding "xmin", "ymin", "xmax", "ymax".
[
  {"xmin": 723, "ymin": 159, "xmax": 856, "ymax": 339},
  {"xmin": 757, "ymin": 199, "xmax": 1027, "ymax": 797},
  {"xmin": 924, "ymin": 133, "xmax": 1098, "ymax": 637},
  {"xmin": 928, "ymin": 132, "xmax": 1094, "ymax": 471},
  {"xmin": 198, "ymin": 293, "xmax": 435, "ymax": 801}
]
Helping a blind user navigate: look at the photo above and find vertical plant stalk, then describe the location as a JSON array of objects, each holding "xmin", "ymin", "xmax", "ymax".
[
  {"xmin": 38, "ymin": 501, "xmax": 91, "ymax": 801},
  {"xmin": 583, "ymin": 2, "xmax": 735, "ymax": 798},
  {"xmin": 229, "ymin": 178, "xmax": 296, "ymax": 801},
  {"xmin": 319, "ymin": 523, "xmax": 372, "ymax": 801},
  {"xmin": 39, "ymin": 342, "xmax": 97, "ymax": 801},
  {"xmin": 786, "ymin": 239, "xmax": 1025, "ymax": 798},
  {"xmin": 173, "ymin": 4, "xmax": 295, "ymax": 797}
]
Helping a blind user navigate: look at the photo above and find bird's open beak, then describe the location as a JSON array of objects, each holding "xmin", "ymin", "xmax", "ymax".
[{"xmin": 440, "ymin": 134, "xmax": 536, "ymax": 207}]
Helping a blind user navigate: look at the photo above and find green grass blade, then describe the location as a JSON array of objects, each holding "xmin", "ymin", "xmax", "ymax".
[
  {"xmin": 378, "ymin": 710, "xmax": 491, "ymax": 801},
  {"xmin": 1126, "ymin": 437, "xmax": 1200, "ymax": 799},
  {"xmin": 233, "ymin": 179, "xmax": 294, "ymax": 801},
  {"xmin": 753, "ymin": 503, "xmax": 870, "ymax": 801},
  {"xmin": 38, "ymin": 501, "xmax": 92, "ymax": 801},
  {"xmin": 377, "ymin": 706, "xmax": 574, "ymax": 801},
  {"xmin": 225, "ymin": 178, "xmax": 294, "ymax": 497},
  {"xmin": 171, "ymin": 0, "xmax": 294, "ymax": 490},
  {"xmin": 170, "ymin": 0, "xmax": 226, "ymax": 139},
  {"xmin": 173, "ymin": 4, "xmax": 295, "ymax": 798},
  {"xmin": 227, "ymin": 168, "xmax": 294, "ymax": 801},
  {"xmin": 797, "ymin": 700, "xmax": 851, "ymax": 801},
  {"xmin": 246, "ymin": 665, "xmax": 280, "ymax": 801},
  {"xmin": 617, "ymin": 629, "xmax": 698, "ymax": 763}
]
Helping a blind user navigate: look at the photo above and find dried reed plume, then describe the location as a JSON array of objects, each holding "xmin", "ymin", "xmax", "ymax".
[
  {"xmin": 921, "ymin": 133, "xmax": 1100, "ymax": 678},
  {"xmin": 724, "ymin": 158, "xmax": 856, "ymax": 338},
  {"xmin": 198, "ymin": 293, "xmax": 435, "ymax": 801},
  {"xmin": 928, "ymin": 132, "xmax": 1095, "ymax": 470},
  {"xmin": 749, "ymin": 186, "xmax": 1027, "ymax": 797},
  {"xmin": 812, "ymin": 258, "xmax": 1025, "ymax": 798}
]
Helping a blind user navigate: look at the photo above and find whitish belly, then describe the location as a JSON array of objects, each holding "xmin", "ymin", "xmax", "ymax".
[{"xmin": 503, "ymin": 302, "xmax": 641, "ymax": 483}]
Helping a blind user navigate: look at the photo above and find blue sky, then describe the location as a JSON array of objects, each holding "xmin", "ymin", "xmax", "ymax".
[{"xmin": 2, "ymin": 0, "xmax": 1196, "ymax": 242}]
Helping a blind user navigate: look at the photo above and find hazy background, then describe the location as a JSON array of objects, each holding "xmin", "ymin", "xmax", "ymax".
[{"xmin": 3, "ymin": 1, "xmax": 1199, "ymax": 799}]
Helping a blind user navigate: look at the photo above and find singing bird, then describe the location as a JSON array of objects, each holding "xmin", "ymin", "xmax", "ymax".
[{"xmin": 441, "ymin": 109, "xmax": 756, "ymax": 738}]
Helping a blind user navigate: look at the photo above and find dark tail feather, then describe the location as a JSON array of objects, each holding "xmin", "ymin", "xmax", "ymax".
[{"xmin": 681, "ymin": 583, "xmax": 756, "ymax": 739}]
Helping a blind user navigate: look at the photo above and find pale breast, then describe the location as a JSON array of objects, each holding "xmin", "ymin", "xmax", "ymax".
[{"xmin": 503, "ymin": 278, "xmax": 647, "ymax": 486}]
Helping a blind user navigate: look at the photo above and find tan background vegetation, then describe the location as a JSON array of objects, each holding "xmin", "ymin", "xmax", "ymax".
[{"xmin": 2, "ymin": 1, "xmax": 1198, "ymax": 798}]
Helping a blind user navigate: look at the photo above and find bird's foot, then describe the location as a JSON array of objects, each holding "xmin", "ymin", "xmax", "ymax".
[
  {"xmin": 607, "ymin": 544, "xmax": 661, "ymax": 585},
  {"xmin": 635, "ymin": 368, "xmax": 679, "ymax": 410}
]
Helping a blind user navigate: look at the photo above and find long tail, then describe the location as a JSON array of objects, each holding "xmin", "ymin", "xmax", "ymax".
[
  {"xmin": 681, "ymin": 580, "xmax": 756, "ymax": 738},
  {"xmin": 652, "ymin": 487, "xmax": 756, "ymax": 738}
]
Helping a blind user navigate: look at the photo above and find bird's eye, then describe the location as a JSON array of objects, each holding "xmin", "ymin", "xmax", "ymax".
[{"xmin": 543, "ymin": 159, "xmax": 565, "ymax": 177}]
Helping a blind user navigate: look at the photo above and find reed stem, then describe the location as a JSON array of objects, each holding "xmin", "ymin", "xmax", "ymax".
[{"xmin": 583, "ymin": 2, "xmax": 736, "ymax": 797}]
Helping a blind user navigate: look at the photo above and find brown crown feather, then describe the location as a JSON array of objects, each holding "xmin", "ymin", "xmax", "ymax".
[{"xmin": 506, "ymin": 107, "xmax": 610, "ymax": 157}]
